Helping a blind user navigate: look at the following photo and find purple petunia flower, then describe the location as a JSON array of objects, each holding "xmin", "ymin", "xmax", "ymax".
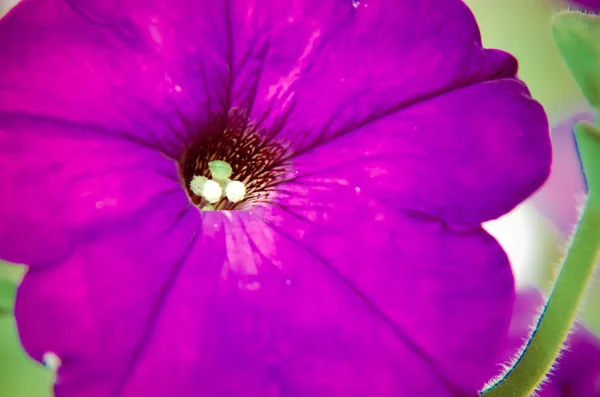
[
  {"xmin": 0, "ymin": 0, "xmax": 551, "ymax": 396},
  {"xmin": 567, "ymin": 0, "xmax": 600, "ymax": 12},
  {"xmin": 497, "ymin": 289, "xmax": 600, "ymax": 396}
]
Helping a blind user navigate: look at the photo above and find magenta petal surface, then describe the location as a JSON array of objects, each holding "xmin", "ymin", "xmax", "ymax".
[
  {"xmin": 227, "ymin": 0, "xmax": 550, "ymax": 225},
  {"xmin": 1, "ymin": 0, "xmax": 551, "ymax": 228},
  {"xmin": 0, "ymin": 0, "xmax": 230, "ymax": 158},
  {"xmin": 0, "ymin": 119, "xmax": 181, "ymax": 266},
  {"xmin": 17, "ymin": 205, "xmax": 513, "ymax": 396},
  {"xmin": 568, "ymin": 0, "xmax": 600, "ymax": 11},
  {"xmin": 282, "ymin": 78, "xmax": 550, "ymax": 226}
]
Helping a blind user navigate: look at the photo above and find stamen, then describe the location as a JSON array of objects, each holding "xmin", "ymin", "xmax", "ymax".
[
  {"xmin": 189, "ymin": 175, "xmax": 223, "ymax": 203},
  {"xmin": 201, "ymin": 180, "xmax": 223, "ymax": 204},
  {"xmin": 180, "ymin": 109, "xmax": 289, "ymax": 211},
  {"xmin": 225, "ymin": 180, "xmax": 247, "ymax": 203},
  {"xmin": 189, "ymin": 175, "xmax": 208, "ymax": 196}
]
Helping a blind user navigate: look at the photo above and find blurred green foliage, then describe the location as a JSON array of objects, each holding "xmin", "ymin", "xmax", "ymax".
[
  {"xmin": 0, "ymin": 278, "xmax": 17, "ymax": 316},
  {"xmin": 0, "ymin": 264, "xmax": 52, "ymax": 396}
]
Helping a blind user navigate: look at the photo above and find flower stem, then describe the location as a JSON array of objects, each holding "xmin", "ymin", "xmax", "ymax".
[
  {"xmin": 480, "ymin": 201, "xmax": 600, "ymax": 396},
  {"xmin": 480, "ymin": 121, "xmax": 600, "ymax": 396}
]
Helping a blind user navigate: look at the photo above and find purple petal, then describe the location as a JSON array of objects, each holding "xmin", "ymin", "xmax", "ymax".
[
  {"xmin": 1, "ymin": 0, "xmax": 551, "ymax": 228},
  {"xmin": 0, "ymin": 120, "xmax": 181, "ymax": 266},
  {"xmin": 281, "ymin": 79, "xmax": 550, "ymax": 226},
  {"xmin": 17, "ymin": 203, "xmax": 513, "ymax": 395},
  {"xmin": 226, "ymin": 0, "xmax": 550, "ymax": 225},
  {"xmin": 0, "ymin": 0, "xmax": 230, "ymax": 158},
  {"xmin": 568, "ymin": 0, "xmax": 600, "ymax": 12}
]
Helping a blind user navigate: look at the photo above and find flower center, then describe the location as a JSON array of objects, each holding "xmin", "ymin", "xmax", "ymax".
[{"xmin": 180, "ymin": 110, "xmax": 289, "ymax": 211}]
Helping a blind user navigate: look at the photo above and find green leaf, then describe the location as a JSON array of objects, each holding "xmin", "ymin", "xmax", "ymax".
[
  {"xmin": 575, "ymin": 121, "xmax": 600, "ymax": 204},
  {"xmin": 553, "ymin": 11, "xmax": 600, "ymax": 111},
  {"xmin": 0, "ymin": 278, "xmax": 17, "ymax": 316}
]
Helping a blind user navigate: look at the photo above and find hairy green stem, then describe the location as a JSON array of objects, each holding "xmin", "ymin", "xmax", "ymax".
[{"xmin": 480, "ymin": 200, "xmax": 600, "ymax": 396}]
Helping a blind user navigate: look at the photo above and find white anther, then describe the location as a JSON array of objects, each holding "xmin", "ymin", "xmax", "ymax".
[
  {"xmin": 190, "ymin": 175, "xmax": 208, "ymax": 196},
  {"xmin": 225, "ymin": 180, "xmax": 246, "ymax": 203},
  {"xmin": 202, "ymin": 179, "xmax": 223, "ymax": 203},
  {"xmin": 43, "ymin": 352, "xmax": 62, "ymax": 371}
]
